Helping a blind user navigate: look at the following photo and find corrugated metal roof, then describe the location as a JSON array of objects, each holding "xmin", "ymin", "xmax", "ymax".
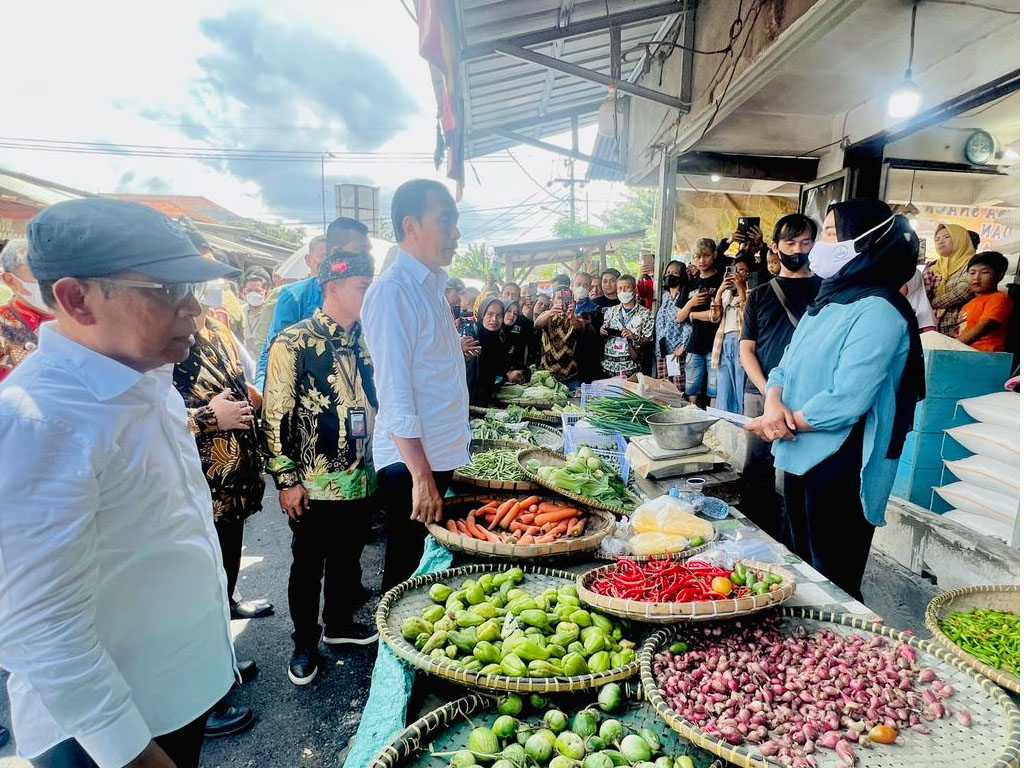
[
  {"xmin": 454, "ymin": 0, "xmax": 684, "ymax": 160},
  {"xmin": 109, "ymin": 194, "xmax": 241, "ymax": 224}
]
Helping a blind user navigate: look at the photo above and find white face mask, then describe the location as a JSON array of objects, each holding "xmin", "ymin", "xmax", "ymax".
[
  {"xmin": 200, "ymin": 280, "xmax": 225, "ymax": 308},
  {"xmin": 20, "ymin": 279, "xmax": 46, "ymax": 309},
  {"xmin": 808, "ymin": 215, "xmax": 896, "ymax": 280},
  {"xmin": 572, "ymin": 287, "xmax": 588, "ymax": 301},
  {"xmin": 245, "ymin": 292, "xmax": 265, "ymax": 307},
  {"xmin": 618, "ymin": 291, "xmax": 635, "ymax": 305}
]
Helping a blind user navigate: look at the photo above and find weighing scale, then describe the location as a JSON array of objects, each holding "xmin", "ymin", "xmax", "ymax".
[{"xmin": 626, "ymin": 434, "xmax": 727, "ymax": 480}]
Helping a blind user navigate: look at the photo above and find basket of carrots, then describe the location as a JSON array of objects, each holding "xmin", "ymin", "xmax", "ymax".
[
  {"xmin": 575, "ymin": 558, "xmax": 795, "ymax": 623},
  {"xmin": 427, "ymin": 493, "xmax": 616, "ymax": 559}
]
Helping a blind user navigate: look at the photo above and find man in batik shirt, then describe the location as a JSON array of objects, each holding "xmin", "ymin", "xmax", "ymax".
[
  {"xmin": 262, "ymin": 248, "xmax": 378, "ymax": 687},
  {"xmin": 0, "ymin": 239, "xmax": 53, "ymax": 383},
  {"xmin": 173, "ymin": 288, "xmax": 271, "ymax": 621}
]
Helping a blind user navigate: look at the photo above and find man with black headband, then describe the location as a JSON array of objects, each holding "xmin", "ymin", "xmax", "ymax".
[{"xmin": 263, "ymin": 248, "xmax": 379, "ymax": 686}]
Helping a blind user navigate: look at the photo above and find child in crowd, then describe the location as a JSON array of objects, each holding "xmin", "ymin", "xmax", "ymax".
[{"xmin": 957, "ymin": 251, "xmax": 1012, "ymax": 352}]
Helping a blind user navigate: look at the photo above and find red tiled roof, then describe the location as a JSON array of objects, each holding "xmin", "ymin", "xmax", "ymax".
[{"xmin": 107, "ymin": 194, "xmax": 240, "ymax": 224}]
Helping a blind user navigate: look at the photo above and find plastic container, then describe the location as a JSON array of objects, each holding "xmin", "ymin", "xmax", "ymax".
[{"xmin": 580, "ymin": 381, "xmax": 626, "ymax": 408}]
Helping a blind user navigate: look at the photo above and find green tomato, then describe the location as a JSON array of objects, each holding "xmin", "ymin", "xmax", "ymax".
[
  {"xmin": 491, "ymin": 715, "xmax": 518, "ymax": 740},
  {"xmin": 449, "ymin": 750, "xmax": 476, "ymax": 768},
  {"xmin": 543, "ymin": 709, "xmax": 568, "ymax": 734},
  {"xmin": 496, "ymin": 693, "xmax": 523, "ymax": 716}
]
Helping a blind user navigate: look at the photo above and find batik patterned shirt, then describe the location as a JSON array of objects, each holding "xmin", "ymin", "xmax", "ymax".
[
  {"xmin": 0, "ymin": 299, "xmax": 52, "ymax": 383},
  {"xmin": 173, "ymin": 317, "xmax": 266, "ymax": 523},
  {"xmin": 262, "ymin": 308, "xmax": 377, "ymax": 501}
]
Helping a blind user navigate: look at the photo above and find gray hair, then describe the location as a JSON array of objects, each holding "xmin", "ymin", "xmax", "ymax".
[
  {"xmin": 1, "ymin": 238, "xmax": 29, "ymax": 273},
  {"xmin": 308, "ymin": 235, "xmax": 326, "ymax": 255}
]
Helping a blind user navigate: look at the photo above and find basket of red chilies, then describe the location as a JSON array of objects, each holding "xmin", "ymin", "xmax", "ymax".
[{"xmin": 575, "ymin": 558, "xmax": 796, "ymax": 623}]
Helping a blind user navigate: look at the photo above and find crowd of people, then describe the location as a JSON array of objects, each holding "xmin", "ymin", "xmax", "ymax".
[{"xmin": 0, "ymin": 177, "xmax": 1016, "ymax": 768}]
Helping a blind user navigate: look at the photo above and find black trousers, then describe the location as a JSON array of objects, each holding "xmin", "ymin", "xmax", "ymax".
[
  {"xmin": 783, "ymin": 420, "xmax": 875, "ymax": 601},
  {"xmin": 31, "ymin": 714, "xmax": 206, "ymax": 768},
  {"xmin": 214, "ymin": 516, "xmax": 245, "ymax": 600},
  {"xmin": 288, "ymin": 498, "xmax": 373, "ymax": 647},
  {"xmin": 379, "ymin": 464, "xmax": 453, "ymax": 592}
]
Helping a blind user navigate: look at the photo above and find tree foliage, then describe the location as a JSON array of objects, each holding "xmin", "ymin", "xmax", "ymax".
[
  {"xmin": 232, "ymin": 219, "xmax": 305, "ymax": 246},
  {"xmin": 450, "ymin": 241, "xmax": 497, "ymax": 280}
]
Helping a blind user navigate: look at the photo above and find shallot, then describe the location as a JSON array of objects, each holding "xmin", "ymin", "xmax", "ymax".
[{"xmin": 652, "ymin": 614, "xmax": 967, "ymax": 768}]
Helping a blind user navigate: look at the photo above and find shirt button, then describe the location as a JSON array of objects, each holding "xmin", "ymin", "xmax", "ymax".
[
  {"xmin": 328, "ymin": 374, "xmax": 336, "ymax": 383},
  {"xmin": 24, "ymin": 342, "xmax": 36, "ymax": 351}
]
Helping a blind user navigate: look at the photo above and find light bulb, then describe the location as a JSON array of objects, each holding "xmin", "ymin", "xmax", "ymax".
[
  {"xmin": 888, "ymin": 80, "xmax": 921, "ymax": 118},
  {"xmin": 710, "ymin": 174, "xmax": 721, "ymax": 183}
]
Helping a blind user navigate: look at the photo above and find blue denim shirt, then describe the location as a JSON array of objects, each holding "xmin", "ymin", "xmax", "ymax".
[
  {"xmin": 766, "ymin": 297, "xmax": 910, "ymax": 525},
  {"xmin": 254, "ymin": 277, "xmax": 323, "ymax": 389}
]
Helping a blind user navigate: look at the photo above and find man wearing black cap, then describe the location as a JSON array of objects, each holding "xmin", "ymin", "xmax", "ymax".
[
  {"xmin": 254, "ymin": 219, "xmax": 370, "ymax": 389},
  {"xmin": 262, "ymin": 248, "xmax": 379, "ymax": 686},
  {"xmin": 0, "ymin": 198, "xmax": 246, "ymax": 768}
]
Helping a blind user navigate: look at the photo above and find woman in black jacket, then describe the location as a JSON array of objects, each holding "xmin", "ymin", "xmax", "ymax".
[{"xmin": 469, "ymin": 298, "xmax": 530, "ymax": 405}]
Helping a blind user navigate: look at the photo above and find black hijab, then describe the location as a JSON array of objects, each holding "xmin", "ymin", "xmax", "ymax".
[{"xmin": 807, "ymin": 199, "xmax": 925, "ymax": 459}]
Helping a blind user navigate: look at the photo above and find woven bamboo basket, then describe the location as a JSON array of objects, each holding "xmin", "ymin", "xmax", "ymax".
[
  {"xmin": 576, "ymin": 559, "xmax": 795, "ymax": 623},
  {"xmin": 528, "ymin": 422, "xmax": 564, "ymax": 450},
  {"xmin": 494, "ymin": 394, "xmax": 569, "ymax": 409},
  {"xmin": 453, "ymin": 440, "xmax": 541, "ymax": 492},
  {"xmin": 925, "ymin": 584, "xmax": 1020, "ymax": 694},
  {"xmin": 517, "ymin": 447, "xmax": 643, "ymax": 514},
  {"xmin": 640, "ymin": 609, "xmax": 1021, "ymax": 768},
  {"xmin": 375, "ymin": 564, "xmax": 642, "ymax": 693},
  {"xmin": 595, "ymin": 541, "xmax": 713, "ymax": 563},
  {"xmin": 427, "ymin": 493, "xmax": 615, "ymax": 560},
  {"xmin": 470, "ymin": 404, "xmax": 562, "ymax": 425},
  {"xmin": 369, "ymin": 688, "xmax": 725, "ymax": 768}
]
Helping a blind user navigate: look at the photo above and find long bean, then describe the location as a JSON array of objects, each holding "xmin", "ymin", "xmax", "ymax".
[
  {"xmin": 938, "ymin": 608, "xmax": 1020, "ymax": 675},
  {"xmin": 459, "ymin": 449, "xmax": 527, "ymax": 481}
]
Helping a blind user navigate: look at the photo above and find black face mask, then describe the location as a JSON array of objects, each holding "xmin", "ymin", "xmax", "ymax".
[
  {"xmin": 664, "ymin": 273, "xmax": 681, "ymax": 289},
  {"xmin": 779, "ymin": 252, "xmax": 810, "ymax": 272}
]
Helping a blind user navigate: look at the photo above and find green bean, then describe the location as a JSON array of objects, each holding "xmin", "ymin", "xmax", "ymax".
[
  {"xmin": 459, "ymin": 449, "xmax": 527, "ymax": 481},
  {"xmin": 938, "ymin": 608, "xmax": 1020, "ymax": 675}
]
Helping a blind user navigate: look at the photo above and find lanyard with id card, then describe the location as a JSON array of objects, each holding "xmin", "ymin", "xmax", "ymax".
[{"xmin": 312, "ymin": 317, "xmax": 370, "ymax": 445}]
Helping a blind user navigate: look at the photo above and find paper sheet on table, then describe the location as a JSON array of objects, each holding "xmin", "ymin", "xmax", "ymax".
[{"xmin": 666, "ymin": 354, "xmax": 681, "ymax": 377}]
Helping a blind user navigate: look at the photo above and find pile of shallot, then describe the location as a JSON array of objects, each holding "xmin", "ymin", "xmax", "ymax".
[{"xmin": 653, "ymin": 615, "xmax": 972, "ymax": 767}]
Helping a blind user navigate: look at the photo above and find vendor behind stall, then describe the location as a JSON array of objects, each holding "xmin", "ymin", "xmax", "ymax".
[{"xmin": 746, "ymin": 200, "xmax": 924, "ymax": 601}]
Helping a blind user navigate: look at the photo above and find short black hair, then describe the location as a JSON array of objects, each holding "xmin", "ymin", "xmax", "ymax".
[
  {"xmin": 326, "ymin": 217, "xmax": 369, "ymax": 251},
  {"xmin": 552, "ymin": 274, "xmax": 570, "ymax": 287},
  {"xmin": 617, "ymin": 274, "xmax": 637, "ymax": 290},
  {"xmin": 245, "ymin": 266, "xmax": 272, "ymax": 285},
  {"xmin": 773, "ymin": 214, "xmax": 818, "ymax": 243},
  {"xmin": 600, "ymin": 268, "xmax": 620, "ymax": 279},
  {"xmin": 391, "ymin": 179, "xmax": 450, "ymax": 241},
  {"xmin": 968, "ymin": 251, "xmax": 1008, "ymax": 278},
  {"xmin": 967, "ymin": 230, "xmax": 981, "ymax": 249},
  {"xmin": 502, "ymin": 282, "xmax": 521, "ymax": 291},
  {"xmin": 733, "ymin": 253, "xmax": 757, "ymax": 271}
]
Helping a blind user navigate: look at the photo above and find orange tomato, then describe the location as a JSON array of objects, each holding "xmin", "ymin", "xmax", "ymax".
[
  {"xmin": 868, "ymin": 724, "xmax": 898, "ymax": 744},
  {"xmin": 710, "ymin": 576, "xmax": 733, "ymax": 596}
]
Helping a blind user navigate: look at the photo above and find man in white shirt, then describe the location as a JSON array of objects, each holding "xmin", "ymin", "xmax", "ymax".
[
  {"xmin": 361, "ymin": 179, "xmax": 471, "ymax": 590},
  {"xmin": 0, "ymin": 198, "xmax": 243, "ymax": 768}
]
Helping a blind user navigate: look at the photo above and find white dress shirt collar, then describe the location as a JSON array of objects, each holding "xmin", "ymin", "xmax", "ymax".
[
  {"xmin": 396, "ymin": 247, "xmax": 448, "ymax": 295},
  {"xmin": 37, "ymin": 324, "xmax": 146, "ymax": 402}
]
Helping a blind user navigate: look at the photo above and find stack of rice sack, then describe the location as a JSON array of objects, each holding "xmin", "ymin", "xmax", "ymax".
[{"xmin": 934, "ymin": 391, "xmax": 1020, "ymax": 544}]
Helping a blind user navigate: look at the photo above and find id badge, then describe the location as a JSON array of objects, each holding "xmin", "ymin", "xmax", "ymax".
[
  {"xmin": 347, "ymin": 407, "xmax": 368, "ymax": 439},
  {"xmin": 611, "ymin": 337, "xmax": 629, "ymax": 354}
]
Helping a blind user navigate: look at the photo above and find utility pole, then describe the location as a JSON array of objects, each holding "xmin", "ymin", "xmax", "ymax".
[
  {"xmin": 320, "ymin": 152, "xmax": 327, "ymax": 234},
  {"xmin": 551, "ymin": 115, "xmax": 588, "ymax": 233}
]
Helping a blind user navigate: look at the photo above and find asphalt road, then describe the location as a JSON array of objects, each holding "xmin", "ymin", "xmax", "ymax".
[{"xmin": 0, "ymin": 484, "xmax": 387, "ymax": 768}]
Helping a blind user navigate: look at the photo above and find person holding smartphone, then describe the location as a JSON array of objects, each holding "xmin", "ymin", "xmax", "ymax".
[
  {"xmin": 677, "ymin": 238, "xmax": 723, "ymax": 405},
  {"xmin": 534, "ymin": 280, "xmax": 583, "ymax": 386},
  {"xmin": 710, "ymin": 254, "xmax": 753, "ymax": 414}
]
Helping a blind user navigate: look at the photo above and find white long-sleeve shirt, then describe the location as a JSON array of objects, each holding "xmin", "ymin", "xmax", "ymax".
[
  {"xmin": 0, "ymin": 325, "xmax": 235, "ymax": 767},
  {"xmin": 361, "ymin": 248, "xmax": 471, "ymax": 472}
]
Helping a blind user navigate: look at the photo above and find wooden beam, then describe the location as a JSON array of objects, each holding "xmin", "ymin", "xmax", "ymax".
[
  {"xmin": 676, "ymin": 152, "xmax": 819, "ymax": 183},
  {"xmin": 491, "ymin": 128, "xmax": 624, "ymax": 171},
  {"xmin": 494, "ymin": 43, "xmax": 689, "ymax": 112},
  {"xmin": 655, "ymin": 147, "xmax": 676, "ymax": 302},
  {"xmin": 461, "ymin": 2, "xmax": 685, "ymax": 61}
]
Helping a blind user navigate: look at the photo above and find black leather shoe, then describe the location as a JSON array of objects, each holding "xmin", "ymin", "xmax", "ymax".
[
  {"xmin": 288, "ymin": 645, "xmax": 321, "ymax": 686},
  {"xmin": 323, "ymin": 621, "xmax": 378, "ymax": 646},
  {"xmin": 204, "ymin": 703, "xmax": 256, "ymax": 738},
  {"xmin": 0, "ymin": 723, "xmax": 9, "ymax": 749},
  {"xmin": 231, "ymin": 599, "xmax": 274, "ymax": 619},
  {"xmin": 236, "ymin": 659, "xmax": 259, "ymax": 684}
]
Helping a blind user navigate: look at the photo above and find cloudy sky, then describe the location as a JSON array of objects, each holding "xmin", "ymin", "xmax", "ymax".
[{"xmin": 1, "ymin": 0, "xmax": 624, "ymax": 244}]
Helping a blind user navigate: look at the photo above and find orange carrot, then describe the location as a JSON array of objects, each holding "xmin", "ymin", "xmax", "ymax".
[
  {"xmin": 568, "ymin": 518, "xmax": 586, "ymax": 537},
  {"xmin": 490, "ymin": 499, "xmax": 515, "ymax": 530},
  {"xmin": 528, "ymin": 504, "xmax": 538, "ymax": 514},
  {"xmin": 445, "ymin": 520, "xmax": 458, "ymax": 533},
  {"xmin": 537, "ymin": 502, "xmax": 565, "ymax": 514},
  {"xmin": 534, "ymin": 507, "xmax": 580, "ymax": 526},
  {"xmin": 465, "ymin": 513, "xmax": 485, "ymax": 540},
  {"xmin": 518, "ymin": 513, "xmax": 536, "ymax": 525},
  {"xmin": 455, "ymin": 519, "xmax": 469, "ymax": 535},
  {"xmin": 519, "ymin": 495, "xmax": 541, "ymax": 510},
  {"xmin": 509, "ymin": 521, "xmax": 530, "ymax": 532},
  {"xmin": 519, "ymin": 534, "xmax": 536, "ymax": 545},
  {"xmin": 498, "ymin": 502, "xmax": 522, "ymax": 529}
]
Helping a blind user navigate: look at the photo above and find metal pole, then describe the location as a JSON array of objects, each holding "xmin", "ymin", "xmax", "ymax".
[
  {"xmin": 654, "ymin": 146, "xmax": 677, "ymax": 307},
  {"xmin": 321, "ymin": 153, "xmax": 327, "ymax": 234}
]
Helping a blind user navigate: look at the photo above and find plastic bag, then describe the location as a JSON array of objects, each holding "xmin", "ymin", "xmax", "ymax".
[
  {"xmin": 631, "ymin": 495, "xmax": 711, "ymax": 538},
  {"xmin": 628, "ymin": 532, "xmax": 694, "ymax": 556}
]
